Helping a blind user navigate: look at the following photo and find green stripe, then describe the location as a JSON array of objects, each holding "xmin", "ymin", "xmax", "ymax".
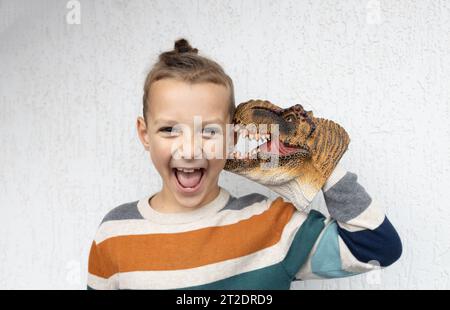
[
  {"xmin": 282, "ymin": 209, "xmax": 326, "ymax": 278},
  {"xmin": 311, "ymin": 221, "xmax": 358, "ymax": 278},
  {"xmin": 176, "ymin": 263, "xmax": 291, "ymax": 290}
]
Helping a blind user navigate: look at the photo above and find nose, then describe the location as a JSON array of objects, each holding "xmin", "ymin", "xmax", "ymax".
[{"xmin": 174, "ymin": 130, "xmax": 204, "ymax": 160}]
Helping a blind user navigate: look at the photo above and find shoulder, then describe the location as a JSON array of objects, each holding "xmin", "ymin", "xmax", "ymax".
[
  {"xmin": 90, "ymin": 199, "xmax": 144, "ymax": 245},
  {"xmin": 99, "ymin": 200, "xmax": 143, "ymax": 225},
  {"xmin": 221, "ymin": 192, "xmax": 270, "ymax": 211}
]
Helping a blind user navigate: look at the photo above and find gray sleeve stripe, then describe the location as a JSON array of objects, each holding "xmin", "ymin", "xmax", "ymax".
[
  {"xmin": 100, "ymin": 201, "xmax": 143, "ymax": 224},
  {"xmin": 323, "ymin": 171, "xmax": 372, "ymax": 222}
]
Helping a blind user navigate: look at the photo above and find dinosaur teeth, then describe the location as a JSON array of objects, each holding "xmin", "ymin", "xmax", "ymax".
[
  {"xmin": 232, "ymin": 130, "xmax": 268, "ymax": 160},
  {"xmin": 233, "ymin": 124, "xmax": 243, "ymax": 132},
  {"xmin": 239, "ymin": 129, "xmax": 248, "ymax": 138},
  {"xmin": 246, "ymin": 132, "xmax": 269, "ymax": 141},
  {"xmin": 234, "ymin": 124, "xmax": 271, "ymax": 141},
  {"xmin": 228, "ymin": 148, "xmax": 261, "ymax": 160}
]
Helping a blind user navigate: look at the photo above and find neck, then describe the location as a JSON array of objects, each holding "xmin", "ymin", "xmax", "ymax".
[{"xmin": 152, "ymin": 184, "xmax": 221, "ymax": 214}]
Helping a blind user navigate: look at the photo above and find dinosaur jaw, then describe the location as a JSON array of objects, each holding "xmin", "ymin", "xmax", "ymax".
[
  {"xmin": 229, "ymin": 122, "xmax": 310, "ymax": 159},
  {"xmin": 224, "ymin": 125, "xmax": 310, "ymax": 175},
  {"xmin": 229, "ymin": 138, "xmax": 308, "ymax": 160},
  {"xmin": 256, "ymin": 139, "xmax": 308, "ymax": 157}
]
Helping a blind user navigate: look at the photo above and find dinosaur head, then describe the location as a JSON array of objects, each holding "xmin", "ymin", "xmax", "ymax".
[{"xmin": 224, "ymin": 99, "xmax": 350, "ymax": 188}]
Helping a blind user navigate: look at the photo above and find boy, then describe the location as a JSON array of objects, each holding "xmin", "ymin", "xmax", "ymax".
[{"xmin": 87, "ymin": 38, "xmax": 402, "ymax": 289}]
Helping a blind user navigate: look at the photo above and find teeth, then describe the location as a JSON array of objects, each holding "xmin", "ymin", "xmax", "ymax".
[
  {"xmin": 235, "ymin": 125, "xmax": 271, "ymax": 141},
  {"xmin": 231, "ymin": 130, "xmax": 269, "ymax": 159},
  {"xmin": 229, "ymin": 147, "xmax": 262, "ymax": 159},
  {"xmin": 241, "ymin": 149, "xmax": 258, "ymax": 159},
  {"xmin": 231, "ymin": 125, "xmax": 273, "ymax": 160},
  {"xmin": 176, "ymin": 168, "xmax": 201, "ymax": 173}
]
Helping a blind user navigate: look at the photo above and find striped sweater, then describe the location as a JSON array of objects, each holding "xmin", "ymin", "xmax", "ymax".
[{"xmin": 87, "ymin": 164, "xmax": 402, "ymax": 289}]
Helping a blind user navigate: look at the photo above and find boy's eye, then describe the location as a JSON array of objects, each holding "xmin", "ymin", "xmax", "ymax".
[
  {"xmin": 202, "ymin": 127, "xmax": 221, "ymax": 137},
  {"xmin": 160, "ymin": 126, "xmax": 180, "ymax": 133},
  {"xmin": 159, "ymin": 126, "xmax": 221, "ymax": 136}
]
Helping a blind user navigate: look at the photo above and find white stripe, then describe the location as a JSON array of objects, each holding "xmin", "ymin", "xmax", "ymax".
[
  {"xmin": 137, "ymin": 187, "xmax": 231, "ymax": 224},
  {"xmin": 337, "ymin": 199, "xmax": 385, "ymax": 232},
  {"xmin": 87, "ymin": 273, "xmax": 119, "ymax": 290},
  {"xmin": 339, "ymin": 236, "xmax": 380, "ymax": 273},
  {"xmin": 115, "ymin": 211, "xmax": 308, "ymax": 289},
  {"xmin": 322, "ymin": 162, "xmax": 347, "ymax": 192},
  {"xmin": 307, "ymin": 189, "xmax": 330, "ymax": 218},
  {"xmin": 95, "ymin": 199, "xmax": 273, "ymax": 244}
]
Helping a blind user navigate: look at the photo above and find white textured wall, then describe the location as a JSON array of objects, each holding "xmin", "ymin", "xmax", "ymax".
[{"xmin": 1, "ymin": 0, "xmax": 449, "ymax": 289}]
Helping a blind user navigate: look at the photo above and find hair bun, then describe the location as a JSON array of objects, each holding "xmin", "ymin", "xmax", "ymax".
[{"xmin": 174, "ymin": 38, "xmax": 198, "ymax": 54}]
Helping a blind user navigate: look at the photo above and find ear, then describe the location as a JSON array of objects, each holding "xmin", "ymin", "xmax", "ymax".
[{"xmin": 136, "ymin": 116, "xmax": 151, "ymax": 151}]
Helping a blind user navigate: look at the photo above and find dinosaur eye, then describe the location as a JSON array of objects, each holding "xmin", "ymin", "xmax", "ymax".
[{"xmin": 285, "ymin": 115, "xmax": 295, "ymax": 122}]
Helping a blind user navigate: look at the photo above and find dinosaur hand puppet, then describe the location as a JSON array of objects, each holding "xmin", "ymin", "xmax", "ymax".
[{"xmin": 224, "ymin": 99, "xmax": 350, "ymax": 209}]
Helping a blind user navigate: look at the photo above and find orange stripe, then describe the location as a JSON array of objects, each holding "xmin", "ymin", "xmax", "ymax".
[
  {"xmin": 89, "ymin": 197, "xmax": 295, "ymax": 278},
  {"xmin": 88, "ymin": 240, "xmax": 116, "ymax": 278}
]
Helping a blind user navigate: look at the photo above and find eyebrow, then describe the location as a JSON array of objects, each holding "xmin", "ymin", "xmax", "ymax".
[{"xmin": 154, "ymin": 118, "xmax": 225, "ymax": 125}]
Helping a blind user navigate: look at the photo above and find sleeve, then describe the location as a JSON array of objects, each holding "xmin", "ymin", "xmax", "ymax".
[
  {"xmin": 86, "ymin": 226, "xmax": 119, "ymax": 290},
  {"xmin": 291, "ymin": 162, "xmax": 403, "ymax": 281}
]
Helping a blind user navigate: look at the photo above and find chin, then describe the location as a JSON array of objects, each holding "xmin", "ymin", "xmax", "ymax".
[{"xmin": 173, "ymin": 189, "xmax": 208, "ymax": 207}]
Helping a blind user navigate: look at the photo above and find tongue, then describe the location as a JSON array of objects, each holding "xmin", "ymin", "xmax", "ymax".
[
  {"xmin": 259, "ymin": 141, "xmax": 298, "ymax": 156},
  {"xmin": 176, "ymin": 170, "xmax": 202, "ymax": 188}
]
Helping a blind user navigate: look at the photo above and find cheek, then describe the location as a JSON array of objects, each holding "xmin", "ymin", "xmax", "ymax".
[
  {"xmin": 207, "ymin": 158, "xmax": 227, "ymax": 174},
  {"xmin": 149, "ymin": 139, "xmax": 173, "ymax": 165}
]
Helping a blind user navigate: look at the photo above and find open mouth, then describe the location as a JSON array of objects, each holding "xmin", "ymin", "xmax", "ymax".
[
  {"xmin": 229, "ymin": 123, "xmax": 309, "ymax": 160},
  {"xmin": 172, "ymin": 167, "xmax": 206, "ymax": 193}
]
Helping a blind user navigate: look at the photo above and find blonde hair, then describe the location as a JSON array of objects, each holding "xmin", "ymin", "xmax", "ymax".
[{"xmin": 142, "ymin": 38, "xmax": 235, "ymax": 123}]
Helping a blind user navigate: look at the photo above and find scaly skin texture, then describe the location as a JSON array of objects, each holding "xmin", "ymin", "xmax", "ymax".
[{"xmin": 224, "ymin": 99, "xmax": 350, "ymax": 202}]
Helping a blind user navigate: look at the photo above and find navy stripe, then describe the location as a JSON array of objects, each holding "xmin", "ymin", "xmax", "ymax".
[{"xmin": 337, "ymin": 216, "xmax": 402, "ymax": 267}]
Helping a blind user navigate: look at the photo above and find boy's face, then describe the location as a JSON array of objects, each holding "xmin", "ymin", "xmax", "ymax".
[{"xmin": 137, "ymin": 79, "xmax": 236, "ymax": 211}]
